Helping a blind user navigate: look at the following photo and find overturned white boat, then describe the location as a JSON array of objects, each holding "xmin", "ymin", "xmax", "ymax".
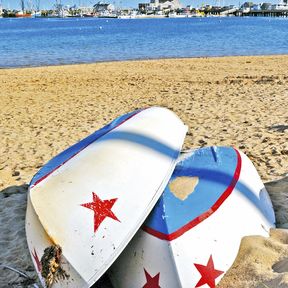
[{"xmin": 25, "ymin": 107, "xmax": 187, "ymax": 287}]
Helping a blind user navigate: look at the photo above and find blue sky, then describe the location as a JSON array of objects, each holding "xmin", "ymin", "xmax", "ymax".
[{"xmin": 2, "ymin": 0, "xmax": 279, "ymax": 10}]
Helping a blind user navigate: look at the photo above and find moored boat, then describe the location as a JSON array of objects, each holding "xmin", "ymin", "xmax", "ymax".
[{"xmin": 16, "ymin": 11, "xmax": 32, "ymax": 18}]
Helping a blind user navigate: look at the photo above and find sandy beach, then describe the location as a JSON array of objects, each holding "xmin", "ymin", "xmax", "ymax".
[{"xmin": 0, "ymin": 55, "xmax": 287, "ymax": 287}]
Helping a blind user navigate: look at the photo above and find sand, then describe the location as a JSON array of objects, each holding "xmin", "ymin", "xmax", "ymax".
[
  {"xmin": 219, "ymin": 176, "xmax": 288, "ymax": 288},
  {"xmin": 0, "ymin": 55, "xmax": 287, "ymax": 287}
]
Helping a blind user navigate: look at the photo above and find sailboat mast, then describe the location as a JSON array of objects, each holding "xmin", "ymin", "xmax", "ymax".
[
  {"xmin": 27, "ymin": 0, "xmax": 33, "ymax": 10},
  {"xmin": 20, "ymin": 0, "xmax": 25, "ymax": 12},
  {"xmin": 36, "ymin": 0, "xmax": 41, "ymax": 11}
]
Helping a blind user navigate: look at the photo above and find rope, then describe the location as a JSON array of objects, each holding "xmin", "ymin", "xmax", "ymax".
[{"xmin": 0, "ymin": 264, "xmax": 39, "ymax": 288}]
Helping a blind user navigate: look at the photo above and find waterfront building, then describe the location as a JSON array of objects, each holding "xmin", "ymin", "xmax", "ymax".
[
  {"xmin": 78, "ymin": 6, "xmax": 94, "ymax": 16},
  {"xmin": 138, "ymin": 3, "xmax": 150, "ymax": 11},
  {"xmin": 240, "ymin": 2, "xmax": 254, "ymax": 12},
  {"xmin": 251, "ymin": 3, "xmax": 261, "ymax": 10},
  {"xmin": 152, "ymin": 0, "xmax": 181, "ymax": 10},
  {"xmin": 271, "ymin": 1, "xmax": 288, "ymax": 10},
  {"xmin": 138, "ymin": 0, "xmax": 182, "ymax": 12},
  {"xmin": 93, "ymin": 2, "xmax": 115, "ymax": 13},
  {"xmin": 240, "ymin": 0, "xmax": 288, "ymax": 16},
  {"xmin": 261, "ymin": 2, "xmax": 272, "ymax": 10}
]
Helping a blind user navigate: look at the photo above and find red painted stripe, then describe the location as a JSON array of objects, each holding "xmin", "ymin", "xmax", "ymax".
[
  {"xmin": 142, "ymin": 148, "xmax": 242, "ymax": 241},
  {"xmin": 31, "ymin": 109, "xmax": 145, "ymax": 188}
]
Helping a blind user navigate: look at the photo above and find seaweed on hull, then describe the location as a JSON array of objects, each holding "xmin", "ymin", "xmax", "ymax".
[{"xmin": 40, "ymin": 245, "xmax": 69, "ymax": 288}]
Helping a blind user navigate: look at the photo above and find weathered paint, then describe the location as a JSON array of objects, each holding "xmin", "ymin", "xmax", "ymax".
[
  {"xmin": 26, "ymin": 107, "xmax": 187, "ymax": 287},
  {"xmin": 109, "ymin": 147, "xmax": 275, "ymax": 288}
]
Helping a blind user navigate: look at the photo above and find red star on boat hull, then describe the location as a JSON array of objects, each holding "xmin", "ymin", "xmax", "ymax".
[
  {"xmin": 194, "ymin": 255, "xmax": 224, "ymax": 288},
  {"xmin": 81, "ymin": 192, "xmax": 120, "ymax": 233},
  {"xmin": 31, "ymin": 248, "xmax": 42, "ymax": 273},
  {"xmin": 143, "ymin": 269, "xmax": 161, "ymax": 288}
]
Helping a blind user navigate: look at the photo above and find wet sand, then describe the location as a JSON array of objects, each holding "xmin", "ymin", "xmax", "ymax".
[{"xmin": 0, "ymin": 55, "xmax": 287, "ymax": 287}]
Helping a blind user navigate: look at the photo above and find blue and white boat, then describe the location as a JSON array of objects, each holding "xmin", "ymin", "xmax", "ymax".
[{"xmin": 109, "ymin": 146, "xmax": 275, "ymax": 288}]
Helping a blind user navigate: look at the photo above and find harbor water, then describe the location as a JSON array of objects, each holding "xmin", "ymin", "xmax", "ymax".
[{"xmin": 1, "ymin": 16, "xmax": 288, "ymax": 68}]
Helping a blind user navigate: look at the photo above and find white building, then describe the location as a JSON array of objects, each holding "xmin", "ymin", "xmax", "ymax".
[
  {"xmin": 251, "ymin": 3, "xmax": 261, "ymax": 10},
  {"xmin": 78, "ymin": 6, "xmax": 94, "ymax": 14},
  {"xmin": 147, "ymin": 0, "xmax": 182, "ymax": 11},
  {"xmin": 271, "ymin": 1, "xmax": 288, "ymax": 10}
]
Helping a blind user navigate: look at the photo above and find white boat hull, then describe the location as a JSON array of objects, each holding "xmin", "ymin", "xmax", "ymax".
[
  {"xmin": 26, "ymin": 107, "xmax": 187, "ymax": 287},
  {"xmin": 109, "ymin": 147, "xmax": 275, "ymax": 288}
]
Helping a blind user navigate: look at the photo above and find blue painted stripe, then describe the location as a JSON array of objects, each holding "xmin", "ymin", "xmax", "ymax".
[
  {"xmin": 30, "ymin": 109, "xmax": 142, "ymax": 187},
  {"xmin": 144, "ymin": 147, "xmax": 238, "ymax": 235}
]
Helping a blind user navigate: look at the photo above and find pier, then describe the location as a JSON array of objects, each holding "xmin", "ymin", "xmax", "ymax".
[
  {"xmin": 204, "ymin": 7, "xmax": 288, "ymax": 17},
  {"xmin": 241, "ymin": 10, "xmax": 288, "ymax": 17}
]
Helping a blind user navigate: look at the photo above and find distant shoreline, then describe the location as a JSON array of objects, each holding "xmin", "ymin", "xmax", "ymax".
[{"xmin": 1, "ymin": 53, "xmax": 288, "ymax": 70}]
